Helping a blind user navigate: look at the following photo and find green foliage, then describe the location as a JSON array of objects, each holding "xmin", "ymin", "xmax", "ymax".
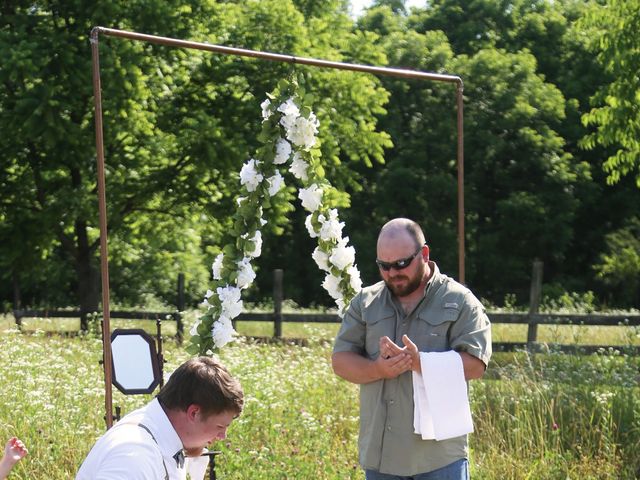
[
  {"xmin": 2, "ymin": 0, "xmax": 640, "ymax": 312},
  {"xmin": 593, "ymin": 218, "xmax": 640, "ymax": 307},
  {"xmin": 579, "ymin": 0, "xmax": 640, "ymax": 186},
  {"xmin": 456, "ymin": 46, "xmax": 584, "ymax": 297},
  {"xmin": 0, "ymin": 0, "xmax": 392, "ymax": 313}
]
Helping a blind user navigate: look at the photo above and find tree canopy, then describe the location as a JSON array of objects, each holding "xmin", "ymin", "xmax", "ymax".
[
  {"xmin": 1, "ymin": 0, "xmax": 638, "ymax": 315},
  {"xmin": 579, "ymin": 0, "xmax": 640, "ymax": 187}
]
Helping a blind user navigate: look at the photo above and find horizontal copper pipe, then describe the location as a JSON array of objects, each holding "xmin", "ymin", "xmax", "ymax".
[{"xmin": 92, "ymin": 27, "xmax": 462, "ymax": 85}]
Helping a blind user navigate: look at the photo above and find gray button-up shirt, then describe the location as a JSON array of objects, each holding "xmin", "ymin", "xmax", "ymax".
[{"xmin": 333, "ymin": 263, "xmax": 492, "ymax": 476}]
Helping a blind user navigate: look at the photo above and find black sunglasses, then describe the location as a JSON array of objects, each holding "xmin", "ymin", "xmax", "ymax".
[{"xmin": 376, "ymin": 245, "xmax": 424, "ymax": 272}]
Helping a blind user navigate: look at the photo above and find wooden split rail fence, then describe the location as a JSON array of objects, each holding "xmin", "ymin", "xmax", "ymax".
[{"xmin": 11, "ymin": 265, "xmax": 640, "ymax": 355}]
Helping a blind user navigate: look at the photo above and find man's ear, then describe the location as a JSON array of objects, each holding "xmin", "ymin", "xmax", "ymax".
[
  {"xmin": 422, "ymin": 244, "xmax": 430, "ymax": 261},
  {"xmin": 186, "ymin": 404, "xmax": 200, "ymax": 421}
]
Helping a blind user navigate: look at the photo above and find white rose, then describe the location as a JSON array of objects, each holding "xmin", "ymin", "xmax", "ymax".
[
  {"xmin": 280, "ymin": 113, "xmax": 298, "ymax": 131},
  {"xmin": 261, "ymin": 98, "xmax": 272, "ymax": 120},
  {"xmin": 217, "ymin": 285, "xmax": 243, "ymax": 319},
  {"xmin": 289, "ymin": 152, "xmax": 309, "ymax": 181},
  {"xmin": 202, "ymin": 289, "xmax": 214, "ymax": 308},
  {"xmin": 347, "ymin": 265, "xmax": 362, "ymax": 292},
  {"xmin": 305, "ymin": 214, "xmax": 318, "ymax": 238},
  {"xmin": 189, "ymin": 319, "xmax": 201, "ymax": 337},
  {"xmin": 322, "ymin": 273, "xmax": 342, "ymax": 300},
  {"xmin": 329, "ymin": 239, "xmax": 355, "ymax": 270},
  {"xmin": 267, "ymin": 172, "xmax": 285, "ymax": 197},
  {"xmin": 239, "ymin": 158, "xmax": 263, "ymax": 192},
  {"xmin": 236, "ymin": 257, "xmax": 256, "ymax": 289},
  {"xmin": 298, "ymin": 184, "xmax": 323, "ymax": 212},
  {"xmin": 312, "ymin": 247, "xmax": 331, "ymax": 272},
  {"xmin": 277, "ymin": 97, "xmax": 300, "ymax": 117},
  {"xmin": 319, "ymin": 209, "xmax": 344, "ymax": 241},
  {"xmin": 243, "ymin": 230, "xmax": 262, "ymax": 258},
  {"xmin": 274, "ymin": 138, "xmax": 292, "ymax": 165},
  {"xmin": 212, "ymin": 316, "xmax": 236, "ymax": 348},
  {"xmin": 212, "ymin": 254, "xmax": 224, "ymax": 280},
  {"xmin": 286, "ymin": 113, "xmax": 319, "ymax": 149}
]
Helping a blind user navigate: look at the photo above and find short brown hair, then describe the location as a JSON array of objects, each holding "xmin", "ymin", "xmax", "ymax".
[{"xmin": 157, "ymin": 356, "xmax": 243, "ymax": 417}]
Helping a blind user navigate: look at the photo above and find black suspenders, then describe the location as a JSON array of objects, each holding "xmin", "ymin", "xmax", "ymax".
[{"xmin": 137, "ymin": 423, "xmax": 170, "ymax": 480}]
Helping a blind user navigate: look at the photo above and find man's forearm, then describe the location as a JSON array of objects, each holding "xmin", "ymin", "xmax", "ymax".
[
  {"xmin": 332, "ymin": 351, "xmax": 382, "ymax": 384},
  {"xmin": 459, "ymin": 351, "xmax": 486, "ymax": 380}
]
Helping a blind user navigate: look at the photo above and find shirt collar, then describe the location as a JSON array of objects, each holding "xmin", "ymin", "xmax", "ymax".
[{"xmin": 146, "ymin": 398, "xmax": 184, "ymax": 463}]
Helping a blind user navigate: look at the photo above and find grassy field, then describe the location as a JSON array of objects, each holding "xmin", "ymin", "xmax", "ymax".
[{"xmin": 1, "ymin": 315, "xmax": 639, "ymax": 479}]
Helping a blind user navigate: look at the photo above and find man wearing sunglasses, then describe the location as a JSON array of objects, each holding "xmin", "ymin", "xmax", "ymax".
[{"xmin": 332, "ymin": 218, "xmax": 491, "ymax": 480}]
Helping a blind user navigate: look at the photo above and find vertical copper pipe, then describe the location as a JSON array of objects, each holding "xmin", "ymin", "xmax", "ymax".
[
  {"xmin": 90, "ymin": 27, "xmax": 114, "ymax": 430},
  {"xmin": 456, "ymin": 81, "xmax": 465, "ymax": 284}
]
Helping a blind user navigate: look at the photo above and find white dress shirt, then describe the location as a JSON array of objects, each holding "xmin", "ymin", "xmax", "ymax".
[{"xmin": 76, "ymin": 398, "xmax": 207, "ymax": 480}]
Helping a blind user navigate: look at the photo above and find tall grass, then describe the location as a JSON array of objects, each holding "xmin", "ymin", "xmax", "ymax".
[
  {"xmin": 473, "ymin": 352, "xmax": 640, "ymax": 478},
  {"xmin": 0, "ymin": 321, "xmax": 639, "ymax": 479}
]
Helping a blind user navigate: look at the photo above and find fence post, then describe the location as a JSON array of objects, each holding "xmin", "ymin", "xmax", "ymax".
[
  {"xmin": 273, "ymin": 269, "xmax": 283, "ymax": 339},
  {"xmin": 527, "ymin": 260, "xmax": 543, "ymax": 349},
  {"xmin": 176, "ymin": 273, "xmax": 185, "ymax": 343},
  {"xmin": 13, "ymin": 310, "xmax": 23, "ymax": 330}
]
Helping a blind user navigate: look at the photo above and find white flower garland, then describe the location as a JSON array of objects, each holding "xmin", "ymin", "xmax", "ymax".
[{"xmin": 187, "ymin": 78, "xmax": 362, "ymax": 355}]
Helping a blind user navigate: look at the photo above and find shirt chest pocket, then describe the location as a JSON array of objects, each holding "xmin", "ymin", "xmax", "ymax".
[
  {"xmin": 412, "ymin": 305, "xmax": 460, "ymax": 352},
  {"xmin": 364, "ymin": 313, "xmax": 396, "ymax": 358}
]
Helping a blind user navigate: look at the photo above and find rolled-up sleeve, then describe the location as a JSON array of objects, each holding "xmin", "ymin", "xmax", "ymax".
[
  {"xmin": 333, "ymin": 292, "xmax": 366, "ymax": 355},
  {"xmin": 449, "ymin": 293, "xmax": 492, "ymax": 367}
]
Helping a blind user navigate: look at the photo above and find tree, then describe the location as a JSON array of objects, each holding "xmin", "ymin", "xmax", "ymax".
[
  {"xmin": 354, "ymin": 5, "xmax": 591, "ymax": 301},
  {"xmin": 0, "ymin": 0, "xmax": 394, "ymax": 316},
  {"xmin": 0, "ymin": 1, "xmax": 225, "ymax": 323},
  {"xmin": 593, "ymin": 217, "xmax": 640, "ymax": 307},
  {"xmin": 579, "ymin": 0, "xmax": 640, "ymax": 186}
]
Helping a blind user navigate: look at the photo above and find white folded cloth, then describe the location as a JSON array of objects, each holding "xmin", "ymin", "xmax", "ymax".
[{"xmin": 412, "ymin": 350, "xmax": 474, "ymax": 440}]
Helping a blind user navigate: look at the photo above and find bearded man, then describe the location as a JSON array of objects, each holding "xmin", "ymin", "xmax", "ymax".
[{"xmin": 332, "ymin": 218, "xmax": 492, "ymax": 480}]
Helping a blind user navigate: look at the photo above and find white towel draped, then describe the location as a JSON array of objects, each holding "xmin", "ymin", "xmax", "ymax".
[{"xmin": 411, "ymin": 350, "xmax": 474, "ymax": 441}]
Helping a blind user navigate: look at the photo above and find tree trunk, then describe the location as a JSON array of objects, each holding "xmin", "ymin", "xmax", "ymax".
[
  {"xmin": 75, "ymin": 220, "xmax": 100, "ymax": 331},
  {"xmin": 12, "ymin": 269, "xmax": 21, "ymax": 310},
  {"xmin": 12, "ymin": 269, "xmax": 22, "ymax": 328}
]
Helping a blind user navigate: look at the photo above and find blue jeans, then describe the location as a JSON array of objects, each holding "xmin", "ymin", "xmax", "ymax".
[{"xmin": 365, "ymin": 458, "xmax": 469, "ymax": 480}]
